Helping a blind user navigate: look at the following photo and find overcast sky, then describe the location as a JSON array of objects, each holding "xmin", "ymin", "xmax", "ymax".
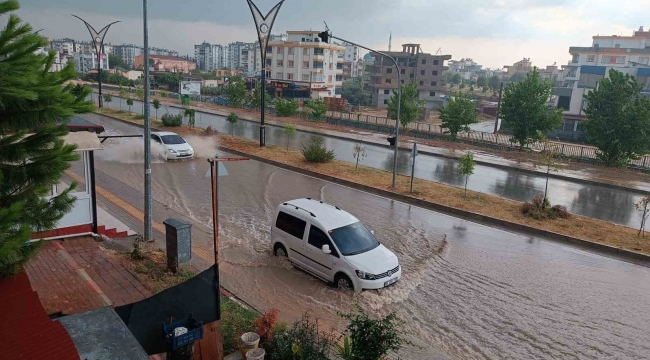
[{"xmin": 14, "ymin": 0, "xmax": 648, "ymax": 68}]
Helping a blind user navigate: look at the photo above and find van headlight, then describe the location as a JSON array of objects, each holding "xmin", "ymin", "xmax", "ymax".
[
  {"xmin": 168, "ymin": 149, "xmax": 177, "ymax": 154},
  {"xmin": 355, "ymin": 270, "xmax": 375, "ymax": 280}
]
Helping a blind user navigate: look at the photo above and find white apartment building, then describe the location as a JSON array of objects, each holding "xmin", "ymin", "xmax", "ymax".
[
  {"xmin": 112, "ymin": 44, "xmax": 142, "ymax": 69},
  {"xmin": 240, "ymin": 43, "xmax": 262, "ymax": 75},
  {"xmin": 341, "ymin": 43, "xmax": 361, "ymax": 79},
  {"xmin": 448, "ymin": 58, "xmax": 483, "ymax": 81},
  {"xmin": 73, "ymin": 52, "xmax": 109, "ymax": 74},
  {"xmin": 195, "ymin": 42, "xmax": 216, "ymax": 71},
  {"xmin": 266, "ymin": 30, "xmax": 345, "ymax": 98}
]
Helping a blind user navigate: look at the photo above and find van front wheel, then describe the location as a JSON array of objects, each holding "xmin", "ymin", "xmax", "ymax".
[
  {"xmin": 274, "ymin": 243, "xmax": 287, "ymax": 257},
  {"xmin": 335, "ymin": 273, "xmax": 354, "ymax": 291}
]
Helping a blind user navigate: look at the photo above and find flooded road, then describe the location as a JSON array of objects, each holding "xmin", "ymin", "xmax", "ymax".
[
  {"xmin": 83, "ymin": 113, "xmax": 650, "ymax": 359},
  {"xmin": 101, "ymin": 98, "xmax": 648, "ymax": 229}
]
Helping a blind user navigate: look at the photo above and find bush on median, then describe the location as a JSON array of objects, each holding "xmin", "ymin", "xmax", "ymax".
[
  {"xmin": 302, "ymin": 135, "xmax": 335, "ymax": 163},
  {"xmin": 161, "ymin": 113, "xmax": 183, "ymax": 127}
]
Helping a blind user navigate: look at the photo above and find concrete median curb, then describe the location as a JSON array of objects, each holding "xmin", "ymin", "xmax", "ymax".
[{"xmin": 219, "ymin": 146, "xmax": 650, "ymax": 266}]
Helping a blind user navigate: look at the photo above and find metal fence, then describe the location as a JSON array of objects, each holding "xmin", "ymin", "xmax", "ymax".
[{"xmin": 91, "ymin": 84, "xmax": 650, "ymax": 170}]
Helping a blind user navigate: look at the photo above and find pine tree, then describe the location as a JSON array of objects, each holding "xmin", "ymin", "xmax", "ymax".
[{"xmin": 0, "ymin": 0, "xmax": 93, "ymax": 276}]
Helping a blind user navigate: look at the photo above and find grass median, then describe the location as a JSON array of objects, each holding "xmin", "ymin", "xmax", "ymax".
[{"xmin": 94, "ymin": 107, "xmax": 650, "ymax": 258}]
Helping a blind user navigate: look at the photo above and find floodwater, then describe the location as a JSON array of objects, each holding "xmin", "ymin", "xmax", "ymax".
[
  {"xmin": 83, "ymin": 113, "xmax": 650, "ymax": 359},
  {"xmin": 100, "ymin": 98, "xmax": 648, "ymax": 229}
]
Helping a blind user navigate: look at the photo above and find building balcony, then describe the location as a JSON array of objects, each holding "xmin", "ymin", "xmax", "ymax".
[
  {"xmin": 336, "ymin": 69, "xmax": 343, "ymax": 74},
  {"xmin": 312, "ymin": 54, "xmax": 325, "ymax": 61}
]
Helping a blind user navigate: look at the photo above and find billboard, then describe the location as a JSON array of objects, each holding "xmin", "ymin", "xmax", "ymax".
[{"xmin": 179, "ymin": 81, "xmax": 201, "ymax": 95}]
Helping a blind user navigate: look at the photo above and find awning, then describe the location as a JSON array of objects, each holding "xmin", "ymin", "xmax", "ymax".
[
  {"xmin": 63, "ymin": 131, "xmax": 103, "ymax": 152},
  {"xmin": 580, "ymin": 65, "xmax": 606, "ymax": 75},
  {"xmin": 637, "ymin": 68, "xmax": 650, "ymax": 77}
]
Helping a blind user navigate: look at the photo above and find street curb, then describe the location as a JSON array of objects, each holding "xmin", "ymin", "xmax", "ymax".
[
  {"xmin": 162, "ymin": 104, "xmax": 647, "ymax": 195},
  {"xmin": 218, "ymin": 146, "xmax": 650, "ymax": 266},
  {"xmin": 91, "ymin": 112, "xmax": 650, "ymax": 265}
]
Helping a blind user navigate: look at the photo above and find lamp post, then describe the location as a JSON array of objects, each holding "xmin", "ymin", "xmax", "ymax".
[
  {"xmin": 318, "ymin": 30, "xmax": 402, "ymax": 188},
  {"xmin": 245, "ymin": 0, "xmax": 285, "ymax": 147},
  {"xmin": 72, "ymin": 15, "xmax": 119, "ymax": 108},
  {"xmin": 142, "ymin": 0, "xmax": 153, "ymax": 242}
]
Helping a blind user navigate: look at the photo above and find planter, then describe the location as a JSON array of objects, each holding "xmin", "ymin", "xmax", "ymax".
[
  {"xmin": 246, "ymin": 348, "xmax": 265, "ymax": 360},
  {"xmin": 240, "ymin": 332, "xmax": 260, "ymax": 357}
]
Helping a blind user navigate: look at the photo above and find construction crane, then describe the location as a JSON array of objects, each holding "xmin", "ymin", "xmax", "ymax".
[{"xmin": 435, "ymin": 47, "xmax": 442, "ymax": 55}]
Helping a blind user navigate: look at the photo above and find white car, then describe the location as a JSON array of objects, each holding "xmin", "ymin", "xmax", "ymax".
[
  {"xmin": 271, "ymin": 198, "xmax": 401, "ymax": 291},
  {"xmin": 150, "ymin": 131, "xmax": 194, "ymax": 160}
]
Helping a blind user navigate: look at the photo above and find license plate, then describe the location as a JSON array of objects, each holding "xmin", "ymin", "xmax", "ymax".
[{"xmin": 384, "ymin": 278, "xmax": 398, "ymax": 287}]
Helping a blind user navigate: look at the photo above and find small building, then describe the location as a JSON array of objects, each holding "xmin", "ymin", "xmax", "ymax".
[{"xmin": 134, "ymin": 54, "xmax": 196, "ymax": 74}]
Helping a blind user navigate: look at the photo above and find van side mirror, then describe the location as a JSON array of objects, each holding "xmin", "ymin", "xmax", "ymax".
[
  {"xmin": 322, "ymin": 244, "xmax": 331, "ymax": 254},
  {"xmin": 370, "ymin": 230, "xmax": 375, "ymax": 235}
]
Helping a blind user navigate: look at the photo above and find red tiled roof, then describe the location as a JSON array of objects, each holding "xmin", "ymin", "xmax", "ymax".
[{"xmin": 0, "ymin": 271, "xmax": 79, "ymax": 360}]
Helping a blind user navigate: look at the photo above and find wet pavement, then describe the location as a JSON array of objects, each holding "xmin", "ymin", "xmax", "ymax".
[
  {"xmin": 80, "ymin": 113, "xmax": 650, "ymax": 359},
  {"xmin": 101, "ymin": 99, "xmax": 648, "ymax": 229}
]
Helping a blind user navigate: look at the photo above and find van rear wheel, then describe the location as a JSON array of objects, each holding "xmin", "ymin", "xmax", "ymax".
[
  {"xmin": 335, "ymin": 273, "xmax": 354, "ymax": 291},
  {"xmin": 274, "ymin": 244, "xmax": 287, "ymax": 257}
]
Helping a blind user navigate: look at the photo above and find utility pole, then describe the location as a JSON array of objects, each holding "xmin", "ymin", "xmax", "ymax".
[
  {"xmin": 494, "ymin": 82, "xmax": 503, "ymax": 134},
  {"xmin": 142, "ymin": 0, "xmax": 153, "ymax": 241},
  {"xmin": 319, "ymin": 29, "xmax": 402, "ymax": 188}
]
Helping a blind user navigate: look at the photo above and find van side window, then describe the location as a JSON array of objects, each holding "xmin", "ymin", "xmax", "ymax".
[
  {"xmin": 308, "ymin": 226, "xmax": 339, "ymax": 258},
  {"xmin": 276, "ymin": 211, "xmax": 306, "ymax": 239}
]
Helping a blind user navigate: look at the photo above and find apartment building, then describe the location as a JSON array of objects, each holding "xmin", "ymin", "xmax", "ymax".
[
  {"xmin": 265, "ymin": 30, "xmax": 345, "ymax": 99},
  {"xmin": 73, "ymin": 52, "xmax": 109, "ymax": 74},
  {"xmin": 367, "ymin": 44, "xmax": 451, "ymax": 109},
  {"xmin": 341, "ymin": 43, "xmax": 361, "ymax": 80},
  {"xmin": 503, "ymin": 58, "xmax": 533, "ymax": 81},
  {"xmin": 447, "ymin": 58, "xmax": 483, "ymax": 81},
  {"xmin": 550, "ymin": 26, "xmax": 650, "ymax": 142},
  {"xmin": 195, "ymin": 42, "xmax": 216, "ymax": 71},
  {"xmin": 112, "ymin": 44, "xmax": 142, "ymax": 68},
  {"xmin": 134, "ymin": 54, "xmax": 196, "ymax": 74}
]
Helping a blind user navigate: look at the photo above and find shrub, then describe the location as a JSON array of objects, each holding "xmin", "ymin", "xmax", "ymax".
[
  {"xmin": 339, "ymin": 306, "xmax": 409, "ymax": 360},
  {"xmin": 226, "ymin": 112, "xmax": 239, "ymax": 136},
  {"xmin": 306, "ymin": 98, "xmax": 327, "ymax": 120},
  {"xmin": 161, "ymin": 113, "xmax": 183, "ymax": 127},
  {"xmin": 266, "ymin": 314, "xmax": 334, "ymax": 360},
  {"xmin": 134, "ymin": 114, "xmax": 145, "ymax": 120},
  {"xmin": 255, "ymin": 308, "xmax": 280, "ymax": 345},
  {"xmin": 276, "ymin": 98, "xmax": 299, "ymax": 117},
  {"xmin": 302, "ymin": 135, "xmax": 335, "ymax": 163},
  {"xmin": 521, "ymin": 195, "xmax": 571, "ymax": 220}
]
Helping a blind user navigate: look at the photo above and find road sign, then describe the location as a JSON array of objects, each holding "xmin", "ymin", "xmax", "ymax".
[{"xmin": 205, "ymin": 155, "xmax": 229, "ymax": 178}]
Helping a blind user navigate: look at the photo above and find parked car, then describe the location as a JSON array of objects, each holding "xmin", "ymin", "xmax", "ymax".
[
  {"xmin": 150, "ymin": 131, "xmax": 194, "ymax": 160},
  {"xmin": 271, "ymin": 198, "xmax": 401, "ymax": 291}
]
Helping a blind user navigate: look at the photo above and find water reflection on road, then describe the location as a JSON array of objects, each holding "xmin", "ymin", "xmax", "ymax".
[
  {"xmin": 99, "ymin": 98, "xmax": 647, "ymax": 228},
  {"xmin": 84, "ymin": 113, "xmax": 650, "ymax": 360}
]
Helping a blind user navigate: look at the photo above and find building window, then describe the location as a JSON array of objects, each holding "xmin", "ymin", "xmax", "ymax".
[
  {"xmin": 313, "ymin": 48, "xmax": 324, "ymax": 56},
  {"xmin": 419, "ymin": 81, "xmax": 424, "ymax": 86},
  {"xmin": 303, "ymin": 61, "xmax": 309, "ymax": 69},
  {"xmin": 433, "ymin": 60, "xmax": 439, "ymax": 65},
  {"xmin": 430, "ymin": 91, "xmax": 436, "ymax": 97},
  {"xmin": 277, "ymin": 60, "xmax": 283, "ymax": 67},
  {"xmin": 303, "ymin": 48, "xmax": 310, "ymax": 56},
  {"xmin": 640, "ymin": 57, "xmax": 650, "ymax": 65},
  {"xmin": 572, "ymin": 54, "xmax": 580, "ymax": 63},
  {"xmin": 302, "ymin": 74, "xmax": 310, "ymax": 81},
  {"xmin": 384, "ymin": 89, "xmax": 390, "ymax": 95},
  {"xmin": 400, "ymin": 69, "xmax": 405, "ymax": 74},
  {"xmin": 383, "ymin": 99, "xmax": 388, "ymax": 104},
  {"xmin": 328, "ymin": 75, "xmax": 332, "ymax": 82},
  {"xmin": 288, "ymin": 60, "xmax": 294, "ymax": 68},
  {"xmin": 266, "ymin": 46, "xmax": 272, "ymax": 54},
  {"xmin": 615, "ymin": 44, "xmax": 620, "ymax": 48},
  {"xmin": 420, "ymin": 70, "xmax": 425, "ymax": 75},
  {"xmin": 288, "ymin": 47, "xmax": 294, "ymax": 55},
  {"xmin": 287, "ymin": 73, "xmax": 293, "ymax": 80},
  {"xmin": 276, "ymin": 72, "xmax": 283, "ymax": 79},
  {"xmin": 386, "ymin": 68, "xmax": 392, "ymax": 73},
  {"xmin": 385, "ymin": 78, "xmax": 391, "ymax": 84},
  {"xmin": 431, "ymin": 81, "xmax": 437, "ymax": 86},
  {"xmin": 557, "ymin": 96, "xmax": 571, "ymax": 110},
  {"xmin": 586, "ymin": 55, "xmax": 595, "ymax": 62},
  {"xmin": 401, "ymin": 79, "xmax": 404, "ymax": 84},
  {"xmin": 409, "ymin": 73, "xmax": 414, "ymax": 79},
  {"xmin": 432, "ymin": 70, "xmax": 438, "ymax": 76},
  {"xmin": 601, "ymin": 55, "xmax": 611, "ymax": 63},
  {"xmin": 329, "ymin": 63, "xmax": 333, "ymax": 70},
  {"xmin": 616, "ymin": 56, "xmax": 625, "ymax": 64},
  {"xmin": 313, "ymin": 61, "xmax": 323, "ymax": 69},
  {"xmin": 421, "ymin": 59, "xmax": 426, "ymax": 65},
  {"xmin": 277, "ymin": 47, "xmax": 282, "ymax": 54}
]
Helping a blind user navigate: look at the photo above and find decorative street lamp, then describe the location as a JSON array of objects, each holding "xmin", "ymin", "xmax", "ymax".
[
  {"xmin": 72, "ymin": 15, "xmax": 119, "ymax": 108},
  {"xmin": 245, "ymin": 0, "xmax": 285, "ymax": 147}
]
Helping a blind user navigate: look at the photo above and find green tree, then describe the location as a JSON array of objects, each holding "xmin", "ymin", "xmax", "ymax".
[
  {"xmin": 306, "ymin": 98, "xmax": 327, "ymax": 120},
  {"xmin": 184, "ymin": 108, "xmax": 196, "ymax": 128},
  {"xmin": 118, "ymin": 88, "xmax": 127, "ymax": 111},
  {"xmin": 0, "ymin": 0, "xmax": 93, "ymax": 276},
  {"xmin": 223, "ymin": 76, "xmax": 247, "ymax": 108},
  {"xmin": 340, "ymin": 306, "xmax": 408, "ymax": 360},
  {"xmin": 387, "ymin": 83, "xmax": 424, "ymax": 128},
  {"xmin": 250, "ymin": 82, "xmax": 269, "ymax": 111},
  {"xmin": 500, "ymin": 68, "xmax": 563, "ymax": 148},
  {"xmin": 276, "ymin": 98, "xmax": 299, "ymax": 117},
  {"xmin": 284, "ymin": 123, "xmax": 296, "ymax": 151},
  {"xmin": 126, "ymin": 98, "xmax": 134, "ymax": 114},
  {"xmin": 352, "ymin": 143, "xmax": 367, "ymax": 170},
  {"xmin": 634, "ymin": 195, "xmax": 650, "ymax": 238},
  {"xmin": 488, "ymin": 74, "xmax": 500, "ymax": 90},
  {"xmin": 152, "ymin": 99, "xmax": 161, "ymax": 119},
  {"xmin": 458, "ymin": 152, "xmax": 476, "ymax": 198},
  {"xmin": 135, "ymin": 87, "xmax": 144, "ymax": 113},
  {"xmin": 108, "ymin": 54, "xmax": 129, "ymax": 70},
  {"xmin": 103, "ymin": 93, "xmax": 112, "ymax": 107},
  {"xmin": 302, "ymin": 135, "xmax": 335, "ymax": 163},
  {"xmin": 482, "ymin": 85, "xmax": 489, "ymax": 93},
  {"xmin": 538, "ymin": 137, "xmax": 563, "ymax": 203},
  {"xmin": 440, "ymin": 92, "xmax": 478, "ymax": 139},
  {"xmin": 584, "ymin": 69, "xmax": 650, "ymax": 166},
  {"xmin": 341, "ymin": 77, "xmax": 369, "ymax": 106},
  {"xmin": 226, "ymin": 112, "xmax": 238, "ymax": 136},
  {"xmin": 450, "ymin": 73, "xmax": 462, "ymax": 85},
  {"xmin": 477, "ymin": 76, "xmax": 487, "ymax": 87},
  {"xmin": 459, "ymin": 82, "xmax": 466, "ymax": 90}
]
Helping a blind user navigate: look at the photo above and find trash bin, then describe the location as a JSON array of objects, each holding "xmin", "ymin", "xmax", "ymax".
[
  {"xmin": 246, "ymin": 348, "xmax": 265, "ymax": 360},
  {"xmin": 387, "ymin": 136, "xmax": 397, "ymax": 147},
  {"xmin": 240, "ymin": 332, "xmax": 260, "ymax": 357}
]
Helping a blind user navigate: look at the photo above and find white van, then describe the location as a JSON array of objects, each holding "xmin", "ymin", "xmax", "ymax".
[{"xmin": 271, "ymin": 198, "xmax": 401, "ymax": 291}]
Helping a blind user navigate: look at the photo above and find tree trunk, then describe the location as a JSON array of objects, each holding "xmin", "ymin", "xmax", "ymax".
[
  {"xmin": 286, "ymin": 137, "xmax": 289, "ymax": 151},
  {"xmin": 464, "ymin": 175, "xmax": 468, "ymax": 198},
  {"xmin": 544, "ymin": 167, "xmax": 550, "ymax": 203},
  {"xmin": 356, "ymin": 157, "xmax": 359, "ymax": 170}
]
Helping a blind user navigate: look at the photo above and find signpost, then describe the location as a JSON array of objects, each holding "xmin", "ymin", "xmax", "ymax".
[{"xmin": 410, "ymin": 142, "xmax": 418, "ymax": 193}]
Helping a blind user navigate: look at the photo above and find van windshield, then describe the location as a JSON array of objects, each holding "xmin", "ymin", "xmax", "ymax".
[{"xmin": 329, "ymin": 222, "xmax": 379, "ymax": 256}]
